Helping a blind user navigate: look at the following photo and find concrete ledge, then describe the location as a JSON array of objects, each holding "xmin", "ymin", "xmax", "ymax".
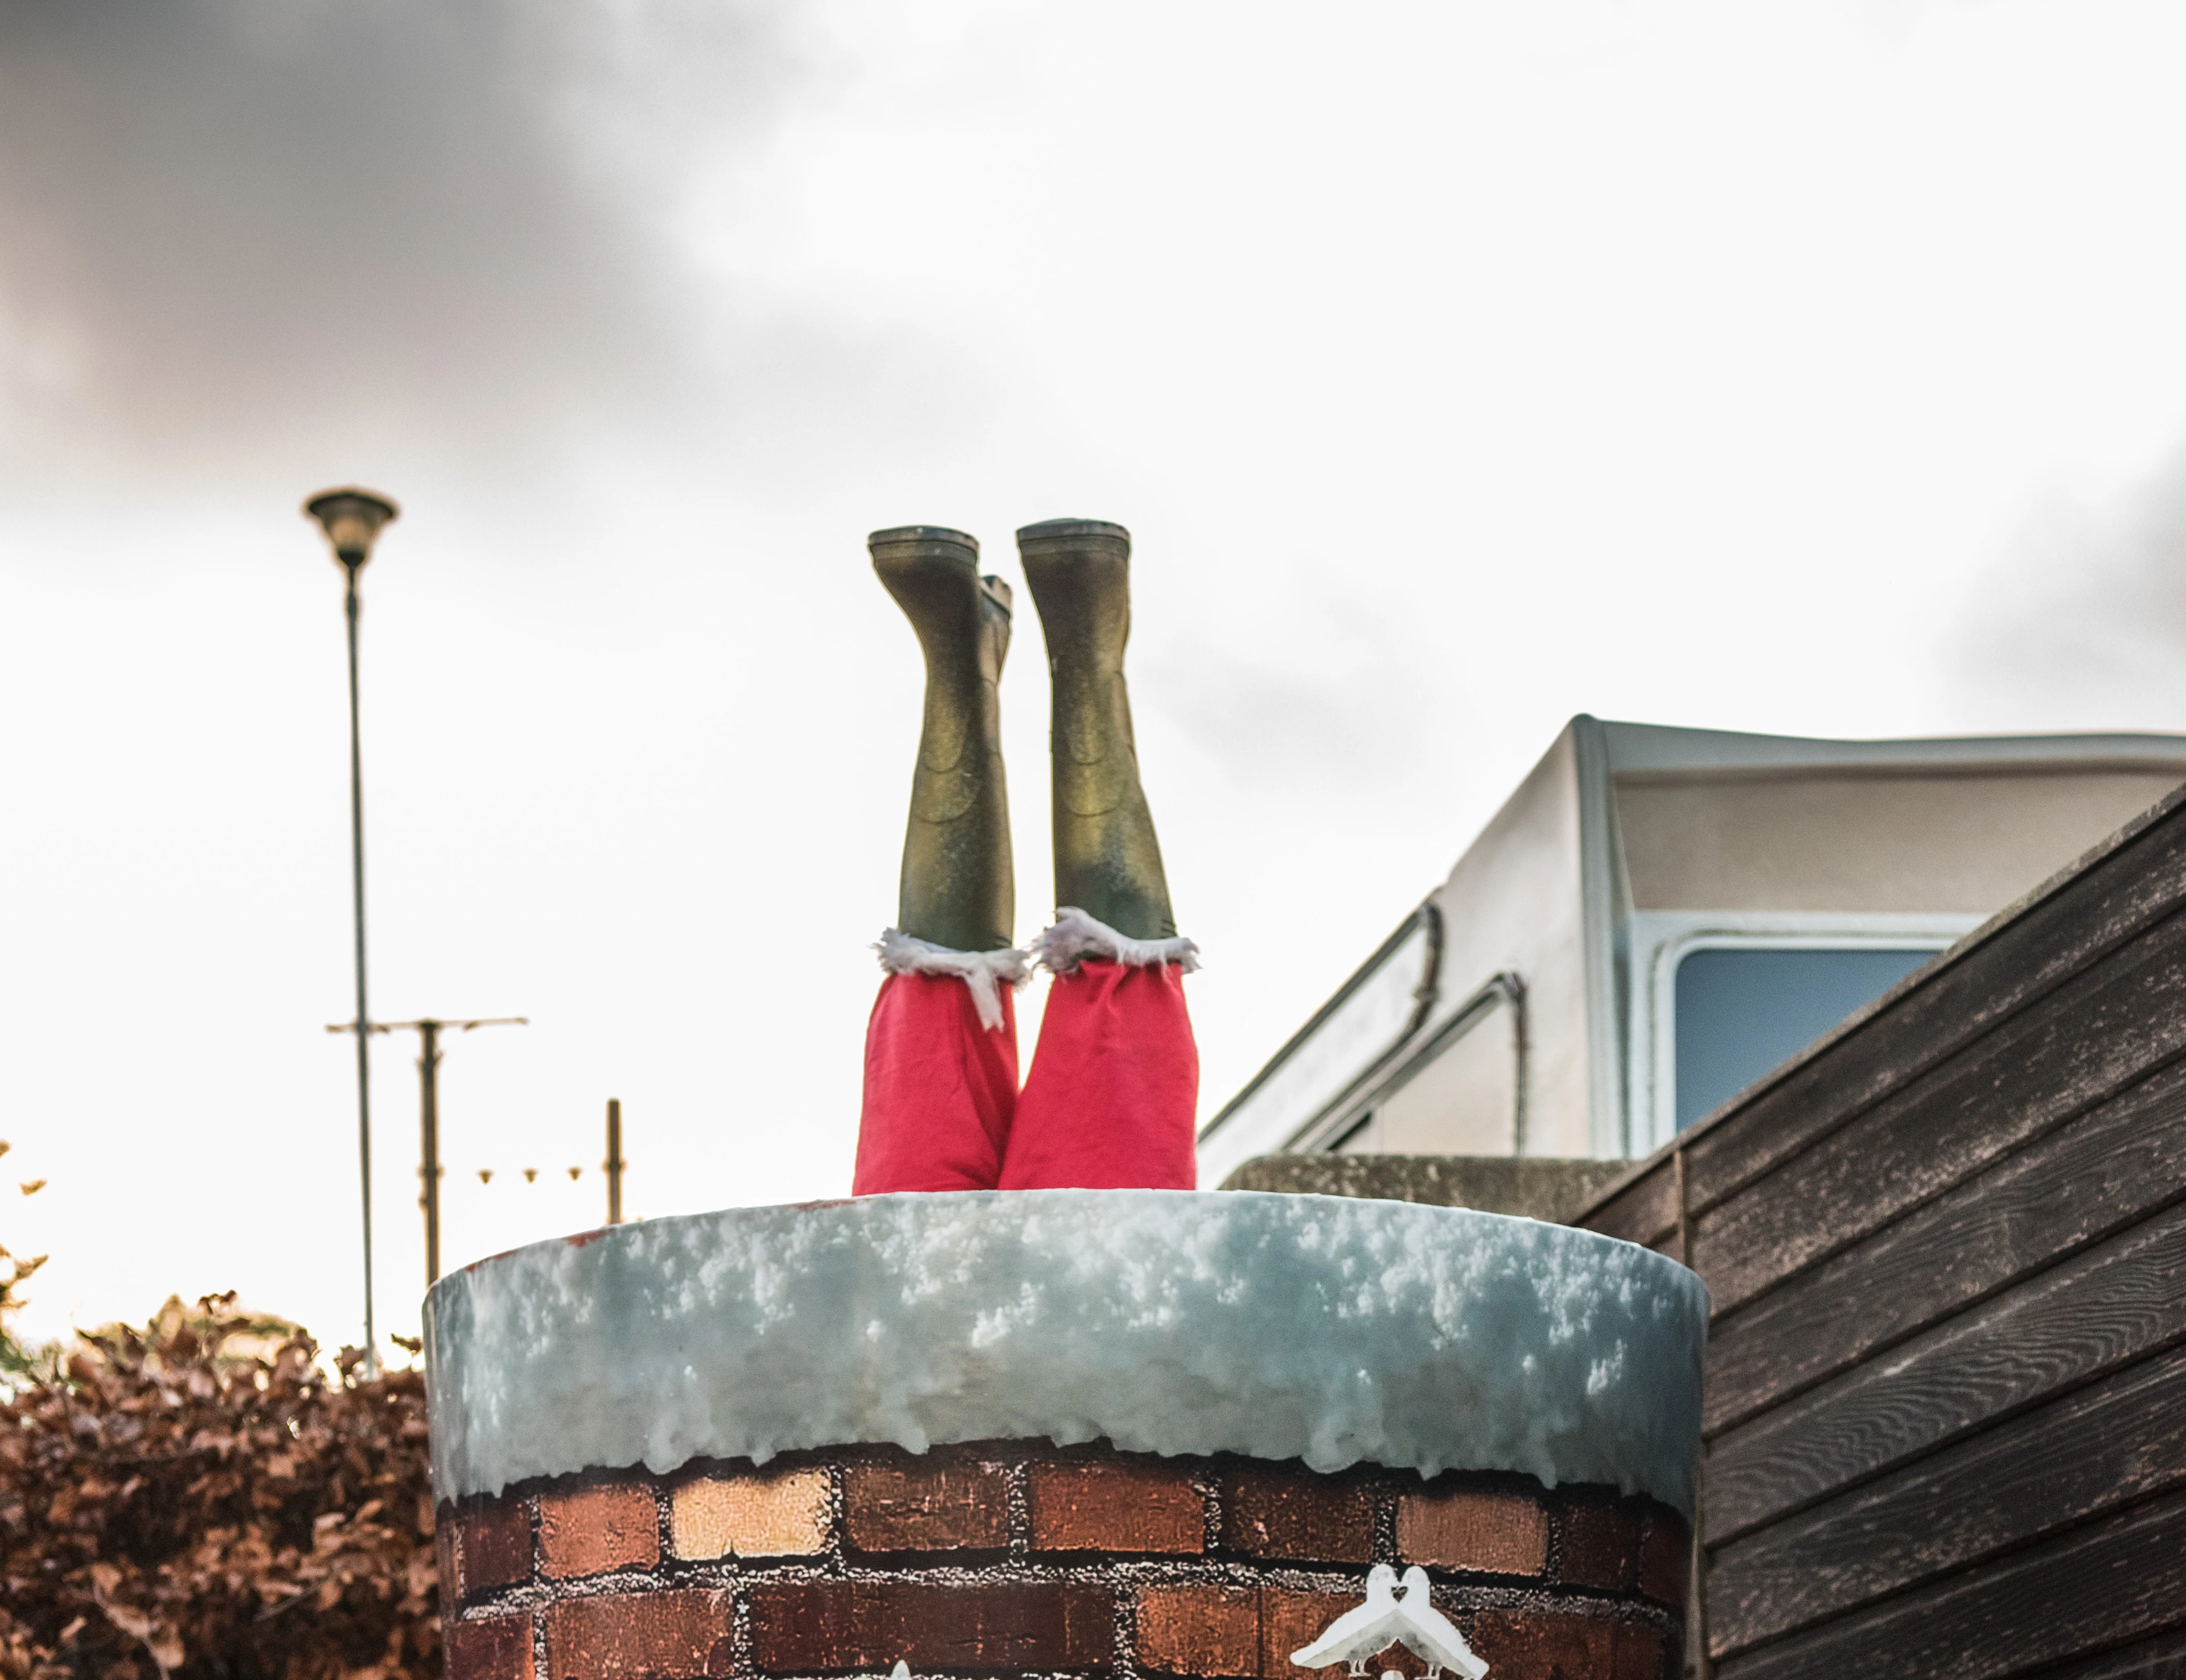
[
  {"xmin": 424, "ymin": 1190, "xmax": 1706, "ymax": 1513},
  {"xmin": 1217, "ymin": 1155, "xmax": 1630, "ymax": 1224}
]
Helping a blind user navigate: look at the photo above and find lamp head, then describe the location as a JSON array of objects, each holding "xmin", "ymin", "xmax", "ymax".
[{"xmin": 304, "ymin": 487, "xmax": 399, "ymax": 568}]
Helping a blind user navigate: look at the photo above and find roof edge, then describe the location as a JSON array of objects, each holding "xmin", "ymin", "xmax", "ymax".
[{"xmin": 1600, "ymin": 720, "xmax": 2186, "ymax": 776}]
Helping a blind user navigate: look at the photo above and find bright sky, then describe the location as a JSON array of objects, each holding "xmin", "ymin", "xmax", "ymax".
[{"xmin": 5, "ymin": 1, "xmax": 2186, "ymax": 1358}]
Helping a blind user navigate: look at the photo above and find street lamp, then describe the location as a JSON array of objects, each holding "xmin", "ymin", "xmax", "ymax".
[{"xmin": 305, "ymin": 487, "xmax": 399, "ymax": 1377}]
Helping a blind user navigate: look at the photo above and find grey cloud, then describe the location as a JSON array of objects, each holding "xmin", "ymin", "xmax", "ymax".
[
  {"xmin": 0, "ymin": 0, "xmax": 819, "ymax": 471},
  {"xmin": 1952, "ymin": 446, "xmax": 2186, "ymax": 728},
  {"xmin": 1141, "ymin": 597, "xmax": 1448, "ymax": 794}
]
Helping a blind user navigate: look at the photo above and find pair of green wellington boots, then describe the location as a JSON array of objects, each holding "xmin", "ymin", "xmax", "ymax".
[{"xmin": 871, "ymin": 518, "xmax": 1174, "ymax": 955}]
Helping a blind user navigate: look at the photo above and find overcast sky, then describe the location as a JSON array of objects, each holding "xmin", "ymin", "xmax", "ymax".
[{"xmin": 6, "ymin": 0, "xmax": 2186, "ymax": 1357}]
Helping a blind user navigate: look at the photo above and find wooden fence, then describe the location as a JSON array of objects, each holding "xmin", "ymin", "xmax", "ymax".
[{"xmin": 1577, "ymin": 783, "xmax": 2186, "ymax": 1680}]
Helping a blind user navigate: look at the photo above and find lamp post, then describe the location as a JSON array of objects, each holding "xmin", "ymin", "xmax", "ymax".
[{"xmin": 305, "ymin": 487, "xmax": 399, "ymax": 1378}]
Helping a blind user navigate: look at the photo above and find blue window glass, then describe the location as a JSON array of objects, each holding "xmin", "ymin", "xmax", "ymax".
[{"xmin": 1674, "ymin": 946, "xmax": 1936, "ymax": 1131}]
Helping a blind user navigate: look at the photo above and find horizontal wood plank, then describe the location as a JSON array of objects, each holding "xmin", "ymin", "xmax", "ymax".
[
  {"xmin": 1715, "ymin": 1486, "xmax": 2186, "ymax": 1680},
  {"xmin": 1679, "ymin": 796, "xmax": 2186, "ymax": 1218},
  {"xmin": 1704, "ymin": 1200, "xmax": 2186, "ymax": 1542},
  {"xmin": 1708, "ymin": 1342, "xmax": 2186, "ymax": 1654},
  {"xmin": 2023, "ymin": 1628, "xmax": 2186, "ymax": 1680},
  {"xmin": 1691, "ymin": 907, "xmax": 2186, "ymax": 1317},
  {"xmin": 1702, "ymin": 1058, "xmax": 2186, "ymax": 1432}
]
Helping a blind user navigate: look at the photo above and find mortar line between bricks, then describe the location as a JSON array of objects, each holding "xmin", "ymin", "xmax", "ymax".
[
  {"xmin": 528, "ymin": 1588, "xmax": 548, "ymax": 1680},
  {"xmin": 454, "ymin": 1548, "xmax": 1681, "ymax": 1601},
  {"xmin": 462, "ymin": 1563, "xmax": 1682, "ymax": 1614},
  {"xmin": 1194, "ymin": 1463, "xmax": 1223, "ymax": 1555},
  {"xmin": 1371, "ymin": 1481, "xmax": 1398, "ymax": 1567},
  {"xmin": 1006, "ymin": 1456, "xmax": 1031, "ymax": 1562},
  {"xmin": 729, "ymin": 1566, "xmax": 753, "ymax": 1680}
]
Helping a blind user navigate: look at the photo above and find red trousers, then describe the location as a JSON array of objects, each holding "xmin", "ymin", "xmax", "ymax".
[{"xmin": 852, "ymin": 959, "xmax": 1199, "ymax": 1193}]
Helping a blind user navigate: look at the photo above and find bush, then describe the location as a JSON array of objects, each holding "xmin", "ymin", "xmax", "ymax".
[
  {"xmin": 0, "ymin": 1295, "xmax": 438, "ymax": 1680},
  {"xmin": 1, "ymin": 1137, "xmax": 54, "ymax": 1383},
  {"xmin": 0, "ymin": 1243, "xmax": 52, "ymax": 1384}
]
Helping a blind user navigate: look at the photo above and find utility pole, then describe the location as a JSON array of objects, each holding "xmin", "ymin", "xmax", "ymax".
[
  {"xmin": 604, "ymin": 1099, "xmax": 626, "ymax": 1226},
  {"xmin": 304, "ymin": 487, "xmax": 398, "ymax": 1377},
  {"xmin": 328, "ymin": 1016, "xmax": 527, "ymax": 1285}
]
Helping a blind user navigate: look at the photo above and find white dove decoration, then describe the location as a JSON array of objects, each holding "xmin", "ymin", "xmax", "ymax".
[
  {"xmin": 1290, "ymin": 1566, "xmax": 1405, "ymax": 1674},
  {"xmin": 1391, "ymin": 1567, "xmax": 1488, "ymax": 1680},
  {"xmin": 1290, "ymin": 1564, "xmax": 1489, "ymax": 1680}
]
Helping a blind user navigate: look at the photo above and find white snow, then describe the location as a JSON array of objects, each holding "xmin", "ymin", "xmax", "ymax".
[{"xmin": 424, "ymin": 1190, "xmax": 1707, "ymax": 1514}]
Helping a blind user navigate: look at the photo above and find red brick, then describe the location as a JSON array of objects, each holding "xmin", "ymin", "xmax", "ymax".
[
  {"xmin": 1136, "ymin": 1584, "xmax": 1258, "ymax": 1677},
  {"xmin": 1637, "ymin": 1511, "xmax": 1690, "ymax": 1608},
  {"xmin": 436, "ymin": 1516, "xmax": 461, "ymax": 1603},
  {"xmin": 1223, "ymin": 1467, "xmax": 1374, "ymax": 1563},
  {"xmin": 1396, "ymin": 1486, "xmax": 1548, "ymax": 1576},
  {"xmin": 539, "ymin": 1483, "xmax": 661, "ymax": 1579},
  {"xmin": 459, "ymin": 1498, "xmax": 534, "ymax": 1595},
  {"xmin": 842, "ymin": 1459, "xmax": 1008, "ymax": 1554},
  {"xmin": 1031, "ymin": 1459, "xmax": 1205, "ymax": 1554},
  {"xmin": 1558, "ymin": 1501, "xmax": 1640, "ymax": 1592},
  {"xmin": 749, "ymin": 1581, "xmax": 1113, "ymax": 1673},
  {"xmin": 1470, "ymin": 1612, "xmax": 1661, "ymax": 1680},
  {"xmin": 447, "ymin": 1616, "xmax": 533, "ymax": 1680},
  {"xmin": 1612, "ymin": 1625, "xmax": 1663, "ymax": 1680},
  {"xmin": 1618, "ymin": 1624, "xmax": 1664, "ymax": 1680},
  {"xmin": 545, "ymin": 1591, "xmax": 730, "ymax": 1680}
]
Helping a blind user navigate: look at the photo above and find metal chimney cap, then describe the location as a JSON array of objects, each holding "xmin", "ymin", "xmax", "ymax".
[{"xmin": 305, "ymin": 487, "xmax": 400, "ymax": 566}]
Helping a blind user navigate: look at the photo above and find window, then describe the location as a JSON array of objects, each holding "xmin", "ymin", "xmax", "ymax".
[
  {"xmin": 1628, "ymin": 913, "xmax": 1979, "ymax": 1153},
  {"xmin": 1671, "ymin": 944, "xmax": 1936, "ymax": 1130}
]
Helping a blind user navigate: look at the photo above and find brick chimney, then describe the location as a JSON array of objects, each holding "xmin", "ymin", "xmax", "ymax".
[{"xmin": 426, "ymin": 1193, "xmax": 1703, "ymax": 1680}]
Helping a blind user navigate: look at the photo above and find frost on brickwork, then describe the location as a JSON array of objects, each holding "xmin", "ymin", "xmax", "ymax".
[{"xmin": 425, "ymin": 1190, "xmax": 1707, "ymax": 1514}]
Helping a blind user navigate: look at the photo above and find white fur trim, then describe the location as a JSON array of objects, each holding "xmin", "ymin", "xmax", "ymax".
[
  {"xmin": 1030, "ymin": 906, "xmax": 1201, "ymax": 975},
  {"xmin": 874, "ymin": 929, "xmax": 1030, "ymax": 1032}
]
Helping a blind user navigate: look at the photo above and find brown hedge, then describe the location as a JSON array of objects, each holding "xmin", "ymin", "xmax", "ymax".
[{"xmin": 0, "ymin": 1295, "xmax": 437, "ymax": 1680}]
